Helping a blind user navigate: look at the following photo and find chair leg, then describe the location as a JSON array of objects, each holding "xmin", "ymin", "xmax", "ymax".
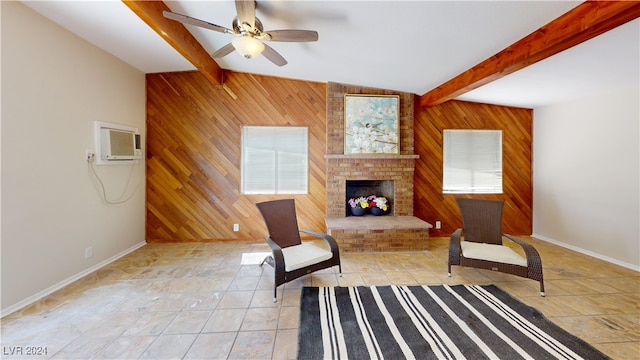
[
  {"xmin": 273, "ymin": 286, "xmax": 277, "ymax": 303},
  {"xmin": 447, "ymin": 264, "xmax": 452, "ymax": 277},
  {"xmin": 539, "ymin": 281, "xmax": 545, "ymax": 297}
]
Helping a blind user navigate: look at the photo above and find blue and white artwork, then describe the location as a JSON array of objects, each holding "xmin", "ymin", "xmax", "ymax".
[{"xmin": 344, "ymin": 95, "xmax": 399, "ymax": 154}]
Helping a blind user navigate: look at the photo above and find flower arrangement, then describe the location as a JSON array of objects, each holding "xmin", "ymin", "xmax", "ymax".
[
  {"xmin": 371, "ymin": 196, "xmax": 388, "ymax": 211},
  {"xmin": 347, "ymin": 195, "xmax": 389, "ymax": 216},
  {"xmin": 348, "ymin": 195, "xmax": 374, "ymax": 209}
]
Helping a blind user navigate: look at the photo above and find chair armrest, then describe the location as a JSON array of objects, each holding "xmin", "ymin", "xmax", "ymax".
[
  {"xmin": 503, "ymin": 234, "xmax": 544, "ymax": 281},
  {"xmin": 299, "ymin": 229, "xmax": 340, "ymax": 255},
  {"xmin": 449, "ymin": 228, "xmax": 463, "ymax": 266},
  {"xmin": 264, "ymin": 236, "xmax": 285, "ymax": 273}
]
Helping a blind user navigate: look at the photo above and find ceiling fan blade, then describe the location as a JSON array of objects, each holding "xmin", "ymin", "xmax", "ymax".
[
  {"xmin": 235, "ymin": 0, "xmax": 256, "ymax": 29},
  {"xmin": 264, "ymin": 29, "xmax": 318, "ymax": 42},
  {"xmin": 212, "ymin": 43, "xmax": 236, "ymax": 58},
  {"xmin": 262, "ymin": 43, "xmax": 287, "ymax": 67},
  {"xmin": 163, "ymin": 11, "xmax": 233, "ymax": 34}
]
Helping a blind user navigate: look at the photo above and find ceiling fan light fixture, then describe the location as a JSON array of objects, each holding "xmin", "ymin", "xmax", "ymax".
[{"xmin": 232, "ymin": 36, "xmax": 264, "ymax": 59}]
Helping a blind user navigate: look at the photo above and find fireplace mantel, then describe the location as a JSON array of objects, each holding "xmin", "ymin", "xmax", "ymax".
[{"xmin": 325, "ymin": 154, "xmax": 420, "ymax": 160}]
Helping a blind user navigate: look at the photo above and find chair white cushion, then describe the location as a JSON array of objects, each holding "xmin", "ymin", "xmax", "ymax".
[
  {"xmin": 282, "ymin": 243, "xmax": 333, "ymax": 272},
  {"xmin": 461, "ymin": 241, "xmax": 527, "ymax": 267}
]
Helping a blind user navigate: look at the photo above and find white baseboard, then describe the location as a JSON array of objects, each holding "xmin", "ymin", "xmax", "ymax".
[
  {"xmin": 1, "ymin": 241, "xmax": 147, "ymax": 318},
  {"xmin": 532, "ymin": 233, "xmax": 640, "ymax": 272}
]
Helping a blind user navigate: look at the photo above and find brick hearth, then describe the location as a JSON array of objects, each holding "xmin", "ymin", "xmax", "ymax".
[
  {"xmin": 325, "ymin": 82, "xmax": 432, "ymax": 252},
  {"xmin": 325, "ymin": 216, "xmax": 431, "ymax": 252}
]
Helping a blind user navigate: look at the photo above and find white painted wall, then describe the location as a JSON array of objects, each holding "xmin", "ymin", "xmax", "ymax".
[
  {"xmin": 1, "ymin": 2, "xmax": 146, "ymax": 314},
  {"xmin": 533, "ymin": 85, "xmax": 640, "ymax": 270}
]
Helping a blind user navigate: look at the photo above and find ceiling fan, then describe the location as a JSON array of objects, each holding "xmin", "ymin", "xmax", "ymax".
[{"xmin": 163, "ymin": 0, "xmax": 318, "ymax": 67}]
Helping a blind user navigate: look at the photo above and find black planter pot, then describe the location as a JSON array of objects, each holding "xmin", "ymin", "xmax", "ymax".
[
  {"xmin": 350, "ymin": 207, "xmax": 368, "ymax": 216},
  {"xmin": 370, "ymin": 207, "xmax": 389, "ymax": 216}
]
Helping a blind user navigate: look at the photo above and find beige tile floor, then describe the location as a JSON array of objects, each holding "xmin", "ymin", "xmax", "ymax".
[{"xmin": 1, "ymin": 237, "xmax": 638, "ymax": 359}]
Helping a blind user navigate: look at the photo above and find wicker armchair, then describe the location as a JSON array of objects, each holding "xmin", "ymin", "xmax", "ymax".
[
  {"xmin": 256, "ymin": 199, "xmax": 341, "ymax": 302},
  {"xmin": 449, "ymin": 198, "xmax": 545, "ymax": 296}
]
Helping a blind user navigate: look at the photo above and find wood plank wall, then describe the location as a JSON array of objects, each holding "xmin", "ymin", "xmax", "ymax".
[
  {"xmin": 414, "ymin": 100, "xmax": 533, "ymax": 237},
  {"xmin": 145, "ymin": 71, "xmax": 327, "ymax": 241},
  {"xmin": 145, "ymin": 70, "xmax": 533, "ymax": 241}
]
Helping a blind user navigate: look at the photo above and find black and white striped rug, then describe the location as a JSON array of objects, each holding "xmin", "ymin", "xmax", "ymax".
[{"xmin": 298, "ymin": 285, "xmax": 609, "ymax": 360}]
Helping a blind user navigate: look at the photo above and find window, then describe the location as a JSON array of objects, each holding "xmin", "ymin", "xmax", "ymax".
[
  {"xmin": 241, "ymin": 126, "xmax": 308, "ymax": 194},
  {"xmin": 443, "ymin": 129, "xmax": 503, "ymax": 194}
]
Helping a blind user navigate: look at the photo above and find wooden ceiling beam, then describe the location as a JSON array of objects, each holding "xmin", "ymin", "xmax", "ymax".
[
  {"xmin": 420, "ymin": 1, "xmax": 640, "ymax": 107},
  {"xmin": 123, "ymin": 0, "xmax": 223, "ymax": 85}
]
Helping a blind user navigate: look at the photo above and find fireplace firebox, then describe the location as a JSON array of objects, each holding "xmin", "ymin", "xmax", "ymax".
[{"xmin": 345, "ymin": 180, "xmax": 394, "ymax": 216}]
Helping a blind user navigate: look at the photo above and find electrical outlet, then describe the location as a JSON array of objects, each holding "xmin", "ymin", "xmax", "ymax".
[
  {"xmin": 85, "ymin": 246, "xmax": 93, "ymax": 259},
  {"xmin": 85, "ymin": 149, "xmax": 95, "ymax": 162},
  {"xmin": 233, "ymin": 224, "xmax": 239, "ymax": 232},
  {"xmin": 435, "ymin": 221, "xmax": 442, "ymax": 229}
]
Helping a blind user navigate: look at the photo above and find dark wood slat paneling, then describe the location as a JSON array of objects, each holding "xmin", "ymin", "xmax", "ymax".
[
  {"xmin": 414, "ymin": 100, "xmax": 533, "ymax": 237},
  {"xmin": 146, "ymin": 72, "xmax": 532, "ymax": 242},
  {"xmin": 146, "ymin": 71, "xmax": 327, "ymax": 241}
]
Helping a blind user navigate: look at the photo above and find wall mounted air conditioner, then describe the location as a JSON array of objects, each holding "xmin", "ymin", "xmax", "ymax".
[
  {"xmin": 101, "ymin": 128, "xmax": 141, "ymax": 160},
  {"xmin": 95, "ymin": 121, "xmax": 142, "ymax": 164}
]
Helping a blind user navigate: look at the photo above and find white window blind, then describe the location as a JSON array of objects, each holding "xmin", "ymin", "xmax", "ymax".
[
  {"xmin": 241, "ymin": 126, "xmax": 308, "ymax": 194},
  {"xmin": 443, "ymin": 129, "xmax": 503, "ymax": 194}
]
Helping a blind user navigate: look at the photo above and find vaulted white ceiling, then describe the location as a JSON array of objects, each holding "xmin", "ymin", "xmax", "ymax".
[{"xmin": 22, "ymin": 1, "xmax": 639, "ymax": 109}]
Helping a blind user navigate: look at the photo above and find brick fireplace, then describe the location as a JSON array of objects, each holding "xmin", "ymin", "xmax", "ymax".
[
  {"xmin": 326, "ymin": 154, "xmax": 419, "ymax": 217},
  {"xmin": 324, "ymin": 82, "xmax": 432, "ymax": 252}
]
